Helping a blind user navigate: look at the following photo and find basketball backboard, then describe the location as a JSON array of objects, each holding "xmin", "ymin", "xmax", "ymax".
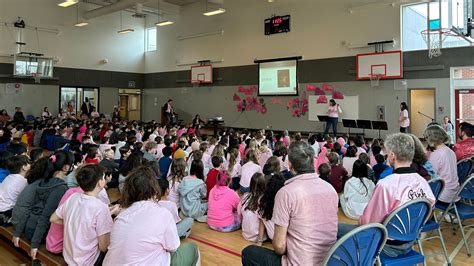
[
  {"xmin": 191, "ymin": 65, "xmax": 213, "ymax": 84},
  {"xmin": 356, "ymin": 51, "xmax": 403, "ymax": 80}
]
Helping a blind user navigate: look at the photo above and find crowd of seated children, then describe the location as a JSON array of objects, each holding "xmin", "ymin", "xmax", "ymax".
[
  {"xmin": 0, "ymin": 155, "xmax": 30, "ymax": 226},
  {"xmin": 337, "ymin": 133, "xmax": 435, "ymax": 257},
  {"xmin": 157, "ymin": 178, "xmax": 194, "ymax": 238},
  {"xmin": 207, "ymin": 169, "xmax": 241, "ymax": 232}
]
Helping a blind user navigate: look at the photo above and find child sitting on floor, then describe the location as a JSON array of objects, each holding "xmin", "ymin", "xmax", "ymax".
[
  {"xmin": 50, "ymin": 164, "xmax": 119, "ymax": 265},
  {"xmin": 157, "ymin": 178, "xmax": 194, "ymax": 238},
  {"xmin": 0, "ymin": 155, "xmax": 30, "ymax": 226},
  {"xmin": 168, "ymin": 158, "xmax": 186, "ymax": 206},
  {"xmin": 327, "ymin": 152, "xmax": 348, "ymax": 193},
  {"xmin": 318, "ymin": 163, "xmax": 331, "ymax": 184},
  {"xmin": 238, "ymin": 172, "xmax": 266, "ymax": 242},
  {"xmin": 179, "ymin": 160, "xmax": 208, "ymax": 222},
  {"xmin": 208, "ymin": 169, "xmax": 241, "ymax": 232},
  {"xmin": 206, "ymin": 156, "xmax": 223, "ymax": 198},
  {"xmin": 257, "ymin": 173, "xmax": 285, "ymax": 244}
]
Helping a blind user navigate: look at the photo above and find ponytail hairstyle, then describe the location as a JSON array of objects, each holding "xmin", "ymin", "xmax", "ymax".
[
  {"xmin": 244, "ymin": 149, "xmax": 259, "ymax": 165},
  {"xmin": 351, "ymin": 159, "xmax": 370, "ymax": 196},
  {"xmin": 243, "ymin": 172, "xmax": 266, "ymax": 212},
  {"xmin": 258, "ymin": 173, "xmax": 285, "ymax": 220},
  {"xmin": 169, "ymin": 158, "xmax": 186, "ymax": 186},
  {"xmin": 27, "ymin": 150, "xmax": 74, "ymax": 184},
  {"xmin": 227, "ymin": 148, "xmax": 239, "ymax": 176}
]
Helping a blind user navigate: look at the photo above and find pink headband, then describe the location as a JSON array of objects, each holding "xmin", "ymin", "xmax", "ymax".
[{"xmin": 50, "ymin": 155, "xmax": 57, "ymax": 163}]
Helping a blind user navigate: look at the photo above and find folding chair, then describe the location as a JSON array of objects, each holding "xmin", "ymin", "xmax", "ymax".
[
  {"xmin": 417, "ymin": 178, "xmax": 451, "ymax": 265},
  {"xmin": 379, "ymin": 198, "xmax": 432, "ymax": 266},
  {"xmin": 439, "ymin": 174, "xmax": 474, "ymax": 257},
  {"xmin": 457, "ymin": 158, "xmax": 473, "ymax": 184},
  {"xmin": 322, "ymin": 223, "xmax": 387, "ymax": 266}
]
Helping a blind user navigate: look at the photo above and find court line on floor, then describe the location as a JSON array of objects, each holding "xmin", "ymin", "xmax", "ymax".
[
  {"xmin": 188, "ymin": 236, "xmax": 242, "ymax": 257},
  {"xmin": 445, "ymin": 228, "xmax": 474, "ymax": 266}
]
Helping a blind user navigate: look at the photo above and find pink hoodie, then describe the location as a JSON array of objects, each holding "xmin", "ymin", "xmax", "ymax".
[
  {"xmin": 336, "ymin": 137, "xmax": 347, "ymax": 154},
  {"xmin": 316, "ymin": 147, "xmax": 329, "ymax": 169},
  {"xmin": 207, "ymin": 186, "xmax": 240, "ymax": 227}
]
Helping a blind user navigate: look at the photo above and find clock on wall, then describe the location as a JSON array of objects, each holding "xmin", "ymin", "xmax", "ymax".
[{"xmin": 264, "ymin": 15, "xmax": 290, "ymax": 35}]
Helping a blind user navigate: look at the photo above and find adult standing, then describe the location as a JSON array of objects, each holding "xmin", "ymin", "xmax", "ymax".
[
  {"xmin": 242, "ymin": 141, "xmax": 339, "ymax": 266},
  {"xmin": 454, "ymin": 122, "xmax": 474, "ymax": 161},
  {"xmin": 112, "ymin": 106, "xmax": 121, "ymax": 122},
  {"xmin": 323, "ymin": 99, "xmax": 342, "ymax": 138},
  {"xmin": 443, "ymin": 116, "xmax": 455, "ymax": 145},
  {"xmin": 164, "ymin": 99, "xmax": 174, "ymax": 125},
  {"xmin": 192, "ymin": 114, "xmax": 205, "ymax": 136},
  {"xmin": 13, "ymin": 107, "xmax": 25, "ymax": 124},
  {"xmin": 42, "ymin": 107, "xmax": 52, "ymax": 121},
  {"xmin": 0, "ymin": 110, "xmax": 10, "ymax": 125},
  {"xmin": 81, "ymin": 97, "xmax": 92, "ymax": 118},
  {"xmin": 399, "ymin": 102, "xmax": 410, "ymax": 133}
]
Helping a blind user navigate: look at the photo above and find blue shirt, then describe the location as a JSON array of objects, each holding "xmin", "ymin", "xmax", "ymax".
[
  {"xmin": 159, "ymin": 156, "xmax": 172, "ymax": 178},
  {"xmin": 0, "ymin": 168, "xmax": 10, "ymax": 183},
  {"xmin": 379, "ymin": 166, "xmax": 393, "ymax": 180}
]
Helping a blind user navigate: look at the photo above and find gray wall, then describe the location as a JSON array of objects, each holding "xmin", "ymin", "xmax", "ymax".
[
  {"xmin": 99, "ymin": 87, "xmax": 120, "ymax": 116},
  {"xmin": 142, "ymin": 78, "xmax": 450, "ymax": 138}
]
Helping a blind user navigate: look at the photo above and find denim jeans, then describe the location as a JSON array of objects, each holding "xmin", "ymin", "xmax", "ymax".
[
  {"xmin": 324, "ymin": 117, "xmax": 338, "ymax": 137},
  {"xmin": 242, "ymin": 245, "xmax": 282, "ymax": 266}
]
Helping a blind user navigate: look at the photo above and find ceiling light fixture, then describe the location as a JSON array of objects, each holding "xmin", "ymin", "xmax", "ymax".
[
  {"xmin": 155, "ymin": 0, "xmax": 174, "ymax": 26},
  {"xmin": 203, "ymin": 7, "xmax": 226, "ymax": 16},
  {"xmin": 74, "ymin": 3, "xmax": 89, "ymax": 27},
  {"xmin": 58, "ymin": 0, "xmax": 78, "ymax": 8},
  {"xmin": 117, "ymin": 11, "xmax": 134, "ymax": 34}
]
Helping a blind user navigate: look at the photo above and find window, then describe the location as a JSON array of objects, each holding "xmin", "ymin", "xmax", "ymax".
[
  {"xmin": 402, "ymin": 1, "xmax": 469, "ymax": 52},
  {"xmin": 145, "ymin": 27, "xmax": 157, "ymax": 52},
  {"xmin": 60, "ymin": 87, "xmax": 99, "ymax": 115}
]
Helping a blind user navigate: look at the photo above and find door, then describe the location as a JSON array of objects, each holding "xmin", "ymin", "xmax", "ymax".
[
  {"xmin": 119, "ymin": 95, "xmax": 128, "ymax": 120},
  {"xmin": 409, "ymin": 89, "xmax": 436, "ymax": 138},
  {"xmin": 455, "ymin": 89, "xmax": 474, "ymax": 137},
  {"xmin": 128, "ymin": 94, "xmax": 141, "ymax": 121}
]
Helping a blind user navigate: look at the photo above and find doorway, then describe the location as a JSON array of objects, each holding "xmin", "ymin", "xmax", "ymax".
[
  {"xmin": 118, "ymin": 89, "xmax": 141, "ymax": 121},
  {"xmin": 59, "ymin": 87, "xmax": 99, "ymax": 115},
  {"xmin": 455, "ymin": 89, "xmax": 474, "ymax": 135},
  {"xmin": 409, "ymin": 89, "xmax": 436, "ymax": 138}
]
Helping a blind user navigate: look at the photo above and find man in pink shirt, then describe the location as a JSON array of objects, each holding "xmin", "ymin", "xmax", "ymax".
[
  {"xmin": 50, "ymin": 164, "xmax": 119, "ymax": 265},
  {"xmin": 337, "ymin": 133, "xmax": 435, "ymax": 258},
  {"xmin": 454, "ymin": 122, "xmax": 474, "ymax": 161},
  {"xmin": 242, "ymin": 141, "xmax": 339, "ymax": 265}
]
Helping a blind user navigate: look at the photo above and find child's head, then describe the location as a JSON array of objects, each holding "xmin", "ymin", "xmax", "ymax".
[
  {"xmin": 170, "ymin": 158, "xmax": 186, "ymax": 179},
  {"xmin": 333, "ymin": 142, "xmax": 341, "ymax": 153},
  {"xmin": 103, "ymin": 149, "xmax": 115, "ymax": 160},
  {"xmin": 345, "ymin": 146, "xmax": 357, "ymax": 158},
  {"xmin": 352, "ymin": 159, "xmax": 368, "ymax": 178},
  {"xmin": 144, "ymin": 141, "xmax": 157, "ymax": 153},
  {"xmin": 29, "ymin": 148, "xmax": 44, "ymax": 162},
  {"xmin": 245, "ymin": 149, "xmax": 259, "ymax": 165},
  {"xmin": 6, "ymin": 142, "xmax": 27, "ymax": 156},
  {"xmin": 0, "ymin": 151, "xmax": 13, "ymax": 169},
  {"xmin": 263, "ymin": 156, "xmax": 281, "ymax": 175},
  {"xmin": 359, "ymin": 153, "xmax": 369, "ymax": 165},
  {"xmin": 258, "ymin": 173, "xmax": 286, "ymax": 221},
  {"xmin": 354, "ymin": 136, "xmax": 364, "ymax": 148},
  {"xmin": 162, "ymin": 146, "xmax": 173, "ymax": 157},
  {"xmin": 190, "ymin": 159, "xmax": 204, "ymax": 180},
  {"xmin": 327, "ymin": 152, "xmax": 339, "ymax": 164},
  {"xmin": 121, "ymin": 166, "xmax": 160, "ymax": 208},
  {"xmin": 27, "ymin": 151, "xmax": 74, "ymax": 184},
  {"xmin": 87, "ymin": 146, "xmax": 99, "ymax": 160},
  {"xmin": 119, "ymin": 145, "xmax": 131, "ymax": 159},
  {"xmin": 318, "ymin": 163, "xmax": 331, "ymax": 177},
  {"xmin": 244, "ymin": 173, "xmax": 266, "ymax": 212},
  {"xmin": 7, "ymin": 155, "xmax": 31, "ymax": 175},
  {"xmin": 76, "ymin": 164, "xmax": 106, "ymax": 192},
  {"xmin": 375, "ymin": 154, "xmax": 385, "ymax": 164},
  {"xmin": 371, "ymin": 145, "xmax": 382, "ymax": 156},
  {"xmin": 157, "ymin": 178, "xmax": 170, "ymax": 197},
  {"xmin": 216, "ymin": 169, "xmax": 231, "ymax": 186},
  {"xmin": 211, "ymin": 156, "xmax": 223, "ymax": 168}
]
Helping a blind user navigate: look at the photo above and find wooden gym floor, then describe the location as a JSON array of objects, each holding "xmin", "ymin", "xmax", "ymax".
[{"xmin": 1, "ymin": 189, "xmax": 473, "ymax": 265}]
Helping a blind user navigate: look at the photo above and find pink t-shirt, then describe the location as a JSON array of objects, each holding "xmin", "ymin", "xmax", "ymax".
[
  {"xmin": 167, "ymin": 180, "xmax": 181, "ymax": 206},
  {"xmin": 359, "ymin": 171, "xmax": 435, "ymax": 225},
  {"xmin": 428, "ymin": 146, "xmax": 460, "ymax": 203},
  {"xmin": 46, "ymin": 187, "xmax": 83, "ymax": 254},
  {"xmin": 240, "ymin": 161, "xmax": 263, "ymax": 188},
  {"xmin": 238, "ymin": 194, "xmax": 260, "ymax": 242},
  {"xmin": 258, "ymin": 149, "xmax": 273, "ymax": 168},
  {"xmin": 272, "ymin": 173, "xmax": 338, "ymax": 266},
  {"xmin": 260, "ymin": 216, "xmax": 275, "ymax": 240},
  {"xmin": 158, "ymin": 200, "xmax": 181, "ymax": 223},
  {"xmin": 0, "ymin": 174, "xmax": 27, "ymax": 212},
  {"xmin": 328, "ymin": 105, "xmax": 339, "ymax": 118},
  {"xmin": 208, "ymin": 186, "xmax": 240, "ymax": 227},
  {"xmin": 55, "ymin": 193, "xmax": 113, "ymax": 265},
  {"xmin": 103, "ymin": 200, "xmax": 180, "ymax": 265},
  {"xmin": 278, "ymin": 156, "xmax": 290, "ymax": 172}
]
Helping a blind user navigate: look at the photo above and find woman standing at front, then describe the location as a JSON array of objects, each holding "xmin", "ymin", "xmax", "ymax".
[
  {"xmin": 399, "ymin": 102, "xmax": 410, "ymax": 133},
  {"xmin": 324, "ymin": 99, "xmax": 342, "ymax": 138}
]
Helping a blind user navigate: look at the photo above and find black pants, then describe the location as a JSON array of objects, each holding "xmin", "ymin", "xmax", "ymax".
[
  {"xmin": 242, "ymin": 245, "xmax": 282, "ymax": 266},
  {"xmin": 400, "ymin": 127, "xmax": 408, "ymax": 133},
  {"xmin": 324, "ymin": 117, "xmax": 338, "ymax": 137},
  {"xmin": 165, "ymin": 113, "xmax": 173, "ymax": 125}
]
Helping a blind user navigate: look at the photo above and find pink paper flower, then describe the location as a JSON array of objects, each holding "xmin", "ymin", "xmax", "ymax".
[
  {"xmin": 314, "ymin": 87, "xmax": 325, "ymax": 95},
  {"xmin": 332, "ymin": 91, "xmax": 344, "ymax": 100},
  {"xmin": 287, "ymin": 100, "xmax": 293, "ymax": 109},
  {"xmin": 233, "ymin": 93, "xmax": 241, "ymax": 101},
  {"xmin": 317, "ymin": 95, "xmax": 328, "ymax": 104},
  {"xmin": 306, "ymin": 85, "xmax": 316, "ymax": 91},
  {"xmin": 238, "ymin": 86, "xmax": 246, "ymax": 93},
  {"xmin": 323, "ymin": 83, "xmax": 334, "ymax": 91}
]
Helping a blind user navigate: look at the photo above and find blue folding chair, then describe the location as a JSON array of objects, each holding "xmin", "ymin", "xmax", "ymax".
[
  {"xmin": 322, "ymin": 223, "xmax": 387, "ymax": 266},
  {"xmin": 439, "ymin": 174, "xmax": 474, "ymax": 257},
  {"xmin": 457, "ymin": 158, "xmax": 473, "ymax": 184},
  {"xmin": 417, "ymin": 179, "xmax": 451, "ymax": 265},
  {"xmin": 379, "ymin": 198, "xmax": 432, "ymax": 266}
]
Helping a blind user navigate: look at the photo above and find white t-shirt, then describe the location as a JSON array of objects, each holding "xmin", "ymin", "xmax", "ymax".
[
  {"xmin": 103, "ymin": 200, "xmax": 180, "ymax": 265},
  {"xmin": 340, "ymin": 177, "xmax": 375, "ymax": 220},
  {"xmin": 342, "ymin": 157, "xmax": 358, "ymax": 177},
  {"xmin": 399, "ymin": 109, "xmax": 410, "ymax": 128},
  {"xmin": 55, "ymin": 193, "xmax": 113, "ymax": 266},
  {"xmin": 0, "ymin": 174, "xmax": 27, "ymax": 212},
  {"xmin": 240, "ymin": 161, "xmax": 263, "ymax": 188}
]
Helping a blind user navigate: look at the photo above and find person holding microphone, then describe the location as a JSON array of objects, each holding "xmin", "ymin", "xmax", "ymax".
[{"xmin": 324, "ymin": 99, "xmax": 342, "ymax": 138}]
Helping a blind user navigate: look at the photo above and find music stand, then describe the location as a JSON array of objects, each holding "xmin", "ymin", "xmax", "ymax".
[
  {"xmin": 356, "ymin": 120, "xmax": 372, "ymax": 138},
  {"xmin": 342, "ymin": 119, "xmax": 357, "ymax": 137},
  {"xmin": 371, "ymin": 121, "xmax": 388, "ymax": 140},
  {"xmin": 317, "ymin": 115, "xmax": 328, "ymax": 122}
]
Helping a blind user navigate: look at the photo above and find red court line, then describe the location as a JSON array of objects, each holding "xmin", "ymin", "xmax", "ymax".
[{"xmin": 188, "ymin": 236, "xmax": 242, "ymax": 257}]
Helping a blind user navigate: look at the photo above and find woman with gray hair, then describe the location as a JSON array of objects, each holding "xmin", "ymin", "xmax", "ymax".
[{"xmin": 424, "ymin": 125, "xmax": 459, "ymax": 207}]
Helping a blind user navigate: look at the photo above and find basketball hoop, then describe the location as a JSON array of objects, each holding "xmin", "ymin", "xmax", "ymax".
[
  {"xmin": 369, "ymin": 74, "xmax": 384, "ymax": 87},
  {"xmin": 421, "ymin": 28, "xmax": 457, "ymax": 59},
  {"xmin": 32, "ymin": 73, "xmax": 42, "ymax": 84}
]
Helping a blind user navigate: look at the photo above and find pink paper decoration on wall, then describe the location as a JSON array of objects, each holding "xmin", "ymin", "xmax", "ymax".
[
  {"xmin": 306, "ymin": 85, "xmax": 316, "ymax": 91},
  {"xmin": 316, "ymin": 95, "xmax": 328, "ymax": 104},
  {"xmin": 238, "ymin": 86, "xmax": 246, "ymax": 93},
  {"xmin": 314, "ymin": 87, "xmax": 325, "ymax": 95},
  {"xmin": 233, "ymin": 93, "xmax": 241, "ymax": 101},
  {"xmin": 287, "ymin": 100, "xmax": 293, "ymax": 109},
  {"xmin": 332, "ymin": 91, "xmax": 344, "ymax": 100},
  {"xmin": 322, "ymin": 83, "xmax": 334, "ymax": 91}
]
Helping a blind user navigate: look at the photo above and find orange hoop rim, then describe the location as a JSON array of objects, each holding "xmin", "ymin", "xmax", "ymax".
[{"xmin": 421, "ymin": 28, "xmax": 458, "ymax": 37}]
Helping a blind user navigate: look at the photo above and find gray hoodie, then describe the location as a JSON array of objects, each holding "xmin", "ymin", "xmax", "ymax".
[
  {"xmin": 178, "ymin": 178, "xmax": 207, "ymax": 219},
  {"xmin": 11, "ymin": 177, "xmax": 67, "ymax": 248}
]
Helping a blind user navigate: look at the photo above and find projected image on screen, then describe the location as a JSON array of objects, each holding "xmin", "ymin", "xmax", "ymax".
[{"xmin": 259, "ymin": 60, "xmax": 297, "ymax": 96}]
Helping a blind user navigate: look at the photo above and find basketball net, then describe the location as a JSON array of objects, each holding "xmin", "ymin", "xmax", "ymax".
[
  {"xmin": 32, "ymin": 73, "xmax": 42, "ymax": 84},
  {"xmin": 369, "ymin": 74, "xmax": 384, "ymax": 87},
  {"xmin": 421, "ymin": 29, "xmax": 456, "ymax": 59}
]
